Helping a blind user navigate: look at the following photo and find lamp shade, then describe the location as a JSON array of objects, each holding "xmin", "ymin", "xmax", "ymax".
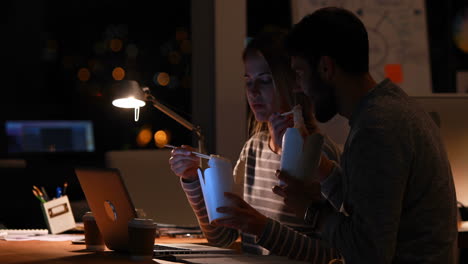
[{"xmin": 111, "ymin": 80, "xmax": 146, "ymax": 109}]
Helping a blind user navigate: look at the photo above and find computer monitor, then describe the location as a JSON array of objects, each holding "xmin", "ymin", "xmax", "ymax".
[
  {"xmin": 5, "ymin": 120, "xmax": 95, "ymax": 154},
  {"xmin": 412, "ymin": 95, "xmax": 468, "ymax": 206}
]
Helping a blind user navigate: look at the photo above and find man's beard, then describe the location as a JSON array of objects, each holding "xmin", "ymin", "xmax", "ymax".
[{"xmin": 310, "ymin": 77, "xmax": 338, "ymax": 123}]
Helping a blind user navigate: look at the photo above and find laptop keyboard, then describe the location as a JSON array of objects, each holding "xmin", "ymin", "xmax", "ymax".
[{"xmin": 154, "ymin": 244, "xmax": 191, "ymax": 251}]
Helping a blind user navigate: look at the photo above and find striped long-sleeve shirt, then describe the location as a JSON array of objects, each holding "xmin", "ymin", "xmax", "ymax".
[{"xmin": 181, "ymin": 131, "xmax": 342, "ymax": 263}]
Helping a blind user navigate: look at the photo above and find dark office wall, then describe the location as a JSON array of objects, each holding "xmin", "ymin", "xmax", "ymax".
[
  {"xmin": 0, "ymin": 0, "xmax": 192, "ymax": 228},
  {"xmin": 1, "ymin": 0, "xmax": 192, "ymax": 158},
  {"xmin": 247, "ymin": 0, "xmax": 291, "ymax": 37}
]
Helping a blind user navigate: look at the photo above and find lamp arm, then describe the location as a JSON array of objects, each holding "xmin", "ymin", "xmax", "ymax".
[
  {"xmin": 194, "ymin": 126, "xmax": 205, "ymax": 154},
  {"xmin": 146, "ymin": 98, "xmax": 196, "ymax": 132},
  {"xmin": 142, "ymin": 87, "xmax": 206, "ymax": 166}
]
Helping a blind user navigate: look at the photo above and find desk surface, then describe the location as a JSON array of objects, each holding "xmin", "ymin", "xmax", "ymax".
[
  {"xmin": 0, "ymin": 236, "xmax": 209, "ymax": 264},
  {"xmin": 0, "ymin": 236, "xmax": 309, "ymax": 264},
  {"xmin": 3, "ymin": 232, "xmax": 467, "ymax": 264}
]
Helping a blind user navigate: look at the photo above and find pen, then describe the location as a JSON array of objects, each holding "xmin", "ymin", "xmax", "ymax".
[
  {"xmin": 56, "ymin": 186, "xmax": 62, "ymax": 198},
  {"xmin": 32, "ymin": 189, "xmax": 46, "ymax": 203},
  {"xmin": 280, "ymin": 110, "xmax": 294, "ymax": 116},
  {"xmin": 33, "ymin": 185, "xmax": 47, "ymax": 201},
  {"xmin": 63, "ymin": 182, "xmax": 68, "ymax": 196},
  {"xmin": 164, "ymin": 144, "xmax": 211, "ymax": 160},
  {"xmin": 32, "ymin": 185, "xmax": 43, "ymax": 196},
  {"xmin": 40, "ymin": 186, "xmax": 50, "ymax": 201}
]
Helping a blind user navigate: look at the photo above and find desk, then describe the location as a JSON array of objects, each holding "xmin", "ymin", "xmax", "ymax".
[
  {"xmin": 4, "ymin": 232, "xmax": 466, "ymax": 264},
  {"xmin": 0, "ymin": 236, "xmax": 208, "ymax": 264},
  {"xmin": 0, "ymin": 236, "xmax": 310, "ymax": 264}
]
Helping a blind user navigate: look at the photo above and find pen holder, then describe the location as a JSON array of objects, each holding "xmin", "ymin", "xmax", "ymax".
[{"xmin": 40, "ymin": 195, "xmax": 76, "ymax": 234}]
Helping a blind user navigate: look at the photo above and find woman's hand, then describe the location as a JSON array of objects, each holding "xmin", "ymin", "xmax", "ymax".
[
  {"xmin": 269, "ymin": 112, "xmax": 294, "ymax": 150},
  {"xmin": 213, "ymin": 192, "xmax": 268, "ymax": 237},
  {"xmin": 168, "ymin": 145, "xmax": 199, "ymax": 181}
]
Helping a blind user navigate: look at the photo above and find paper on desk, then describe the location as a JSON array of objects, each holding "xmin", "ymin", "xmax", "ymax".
[
  {"xmin": 2, "ymin": 234, "xmax": 84, "ymax": 241},
  {"xmin": 176, "ymin": 253, "xmax": 309, "ymax": 263},
  {"xmin": 153, "ymin": 260, "xmax": 180, "ymax": 264}
]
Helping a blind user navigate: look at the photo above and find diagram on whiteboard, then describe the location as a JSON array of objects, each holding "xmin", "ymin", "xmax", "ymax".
[{"xmin": 291, "ymin": 0, "xmax": 432, "ymax": 95}]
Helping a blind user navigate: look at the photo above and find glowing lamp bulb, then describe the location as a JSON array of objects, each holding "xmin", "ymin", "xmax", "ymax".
[{"xmin": 112, "ymin": 97, "xmax": 146, "ymax": 121}]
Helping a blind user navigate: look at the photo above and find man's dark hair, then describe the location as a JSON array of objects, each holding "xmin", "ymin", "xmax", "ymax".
[{"xmin": 285, "ymin": 7, "xmax": 369, "ymax": 74}]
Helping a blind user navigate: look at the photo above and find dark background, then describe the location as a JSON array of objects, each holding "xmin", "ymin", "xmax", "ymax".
[
  {"xmin": 0, "ymin": 0, "xmax": 466, "ymax": 228},
  {"xmin": 0, "ymin": 0, "xmax": 194, "ymax": 228}
]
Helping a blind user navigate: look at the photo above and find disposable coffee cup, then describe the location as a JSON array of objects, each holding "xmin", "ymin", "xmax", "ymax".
[
  {"xmin": 128, "ymin": 218, "xmax": 157, "ymax": 261},
  {"xmin": 82, "ymin": 211, "xmax": 105, "ymax": 251}
]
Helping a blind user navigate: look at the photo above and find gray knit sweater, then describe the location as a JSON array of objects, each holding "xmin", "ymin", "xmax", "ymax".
[{"xmin": 320, "ymin": 79, "xmax": 458, "ymax": 264}]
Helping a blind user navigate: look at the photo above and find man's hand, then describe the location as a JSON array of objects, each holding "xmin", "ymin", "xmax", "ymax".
[
  {"xmin": 272, "ymin": 170, "xmax": 322, "ymax": 218},
  {"xmin": 213, "ymin": 192, "xmax": 268, "ymax": 237}
]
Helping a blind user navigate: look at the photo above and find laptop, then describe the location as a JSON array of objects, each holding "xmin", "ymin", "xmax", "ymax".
[{"xmin": 75, "ymin": 167, "xmax": 235, "ymax": 256}]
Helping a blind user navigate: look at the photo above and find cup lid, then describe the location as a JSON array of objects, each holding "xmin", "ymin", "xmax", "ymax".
[
  {"xmin": 128, "ymin": 218, "xmax": 157, "ymax": 228},
  {"xmin": 82, "ymin": 211, "xmax": 94, "ymax": 220}
]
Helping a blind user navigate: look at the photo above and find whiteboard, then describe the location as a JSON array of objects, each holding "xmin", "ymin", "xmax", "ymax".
[{"xmin": 291, "ymin": 0, "xmax": 432, "ymax": 95}]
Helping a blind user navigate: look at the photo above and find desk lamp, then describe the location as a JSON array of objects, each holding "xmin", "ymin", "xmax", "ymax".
[{"xmin": 111, "ymin": 80, "xmax": 205, "ymax": 166}]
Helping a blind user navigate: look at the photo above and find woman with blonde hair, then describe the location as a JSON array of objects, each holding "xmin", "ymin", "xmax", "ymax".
[{"xmin": 169, "ymin": 30, "xmax": 341, "ymax": 262}]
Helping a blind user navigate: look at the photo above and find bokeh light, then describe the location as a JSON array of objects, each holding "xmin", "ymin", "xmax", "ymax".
[
  {"xmin": 180, "ymin": 40, "xmax": 191, "ymax": 54},
  {"xmin": 453, "ymin": 8, "xmax": 468, "ymax": 53},
  {"xmin": 154, "ymin": 130, "xmax": 171, "ymax": 148},
  {"xmin": 110, "ymin": 38, "xmax": 123, "ymax": 52},
  {"xmin": 77, "ymin": 68, "xmax": 91, "ymax": 82},
  {"xmin": 175, "ymin": 28, "xmax": 188, "ymax": 41},
  {"xmin": 44, "ymin": 40, "xmax": 58, "ymax": 61},
  {"xmin": 112, "ymin": 67, "xmax": 126, "ymax": 80},
  {"xmin": 168, "ymin": 51, "xmax": 181, "ymax": 64},
  {"xmin": 62, "ymin": 56, "xmax": 74, "ymax": 69},
  {"xmin": 137, "ymin": 127, "xmax": 153, "ymax": 147},
  {"xmin": 156, "ymin": 72, "xmax": 170, "ymax": 86}
]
